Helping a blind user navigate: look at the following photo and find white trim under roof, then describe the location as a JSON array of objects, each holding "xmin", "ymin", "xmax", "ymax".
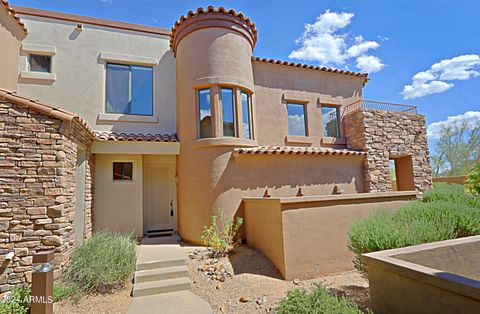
[{"xmin": 92, "ymin": 141, "xmax": 180, "ymax": 155}]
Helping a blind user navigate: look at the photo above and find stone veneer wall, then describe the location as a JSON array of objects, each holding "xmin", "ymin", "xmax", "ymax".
[
  {"xmin": 0, "ymin": 101, "xmax": 94, "ymax": 292},
  {"xmin": 344, "ymin": 109, "xmax": 432, "ymax": 192}
]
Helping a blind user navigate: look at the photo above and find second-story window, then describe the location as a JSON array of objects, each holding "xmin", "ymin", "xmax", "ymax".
[
  {"xmin": 221, "ymin": 88, "xmax": 236, "ymax": 137},
  {"xmin": 106, "ymin": 63, "xmax": 153, "ymax": 115},
  {"xmin": 198, "ymin": 88, "xmax": 212, "ymax": 138},
  {"xmin": 241, "ymin": 91, "xmax": 252, "ymax": 139},
  {"xmin": 322, "ymin": 106, "xmax": 341, "ymax": 138},
  {"xmin": 29, "ymin": 55, "xmax": 51, "ymax": 73},
  {"xmin": 287, "ymin": 103, "xmax": 307, "ymax": 136}
]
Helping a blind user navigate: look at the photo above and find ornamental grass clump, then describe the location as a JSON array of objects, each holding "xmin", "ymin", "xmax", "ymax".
[
  {"xmin": 201, "ymin": 209, "xmax": 243, "ymax": 257},
  {"xmin": 277, "ymin": 284, "xmax": 365, "ymax": 314},
  {"xmin": 64, "ymin": 231, "xmax": 136, "ymax": 294},
  {"xmin": 348, "ymin": 198, "xmax": 480, "ymax": 272}
]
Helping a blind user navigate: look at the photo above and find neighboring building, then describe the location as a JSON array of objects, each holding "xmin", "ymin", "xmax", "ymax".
[{"xmin": 0, "ymin": 4, "xmax": 432, "ymax": 288}]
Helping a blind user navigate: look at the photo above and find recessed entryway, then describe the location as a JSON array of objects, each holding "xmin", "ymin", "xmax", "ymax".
[{"xmin": 143, "ymin": 156, "xmax": 177, "ymax": 235}]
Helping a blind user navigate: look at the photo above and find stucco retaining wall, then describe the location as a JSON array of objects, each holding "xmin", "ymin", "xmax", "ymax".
[
  {"xmin": 363, "ymin": 236, "xmax": 480, "ymax": 314},
  {"xmin": 0, "ymin": 101, "xmax": 93, "ymax": 291},
  {"xmin": 244, "ymin": 191, "xmax": 417, "ymax": 280}
]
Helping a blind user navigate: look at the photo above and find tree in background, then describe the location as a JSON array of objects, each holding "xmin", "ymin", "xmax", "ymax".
[{"xmin": 431, "ymin": 118, "xmax": 480, "ymax": 177}]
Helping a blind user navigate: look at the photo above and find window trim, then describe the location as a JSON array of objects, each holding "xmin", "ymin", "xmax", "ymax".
[
  {"xmin": 105, "ymin": 62, "xmax": 154, "ymax": 116},
  {"xmin": 321, "ymin": 104, "xmax": 341, "ymax": 139},
  {"xmin": 286, "ymin": 102, "xmax": 308, "ymax": 137}
]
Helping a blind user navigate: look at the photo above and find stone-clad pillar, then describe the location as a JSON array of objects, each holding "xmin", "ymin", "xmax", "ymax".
[{"xmin": 344, "ymin": 109, "xmax": 432, "ymax": 192}]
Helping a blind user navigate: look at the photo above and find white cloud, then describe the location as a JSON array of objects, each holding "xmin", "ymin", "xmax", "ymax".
[
  {"xmin": 289, "ymin": 10, "xmax": 385, "ymax": 73},
  {"xmin": 427, "ymin": 111, "xmax": 480, "ymax": 139},
  {"xmin": 402, "ymin": 54, "xmax": 480, "ymax": 99},
  {"xmin": 355, "ymin": 55, "xmax": 385, "ymax": 73},
  {"xmin": 100, "ymin": 0, "xmax": 112, "ymax": 3},
  {"xmin": 288, "ymin": 115, "xmax": 306, "ymax": 136}
]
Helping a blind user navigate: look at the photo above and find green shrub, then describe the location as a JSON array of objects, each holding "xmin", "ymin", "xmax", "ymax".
[
  {"xmin": 0, "ymin": 287, "xmax": 30, "ymax": 314},
  {"xmin": 64, "ymin": 231, "xmax": 136, "ymax": 294},
  {"xmin": 466, "ymin": 163, "xmax": 480, "ymax": 195},
  {"xmin": 423, "ymin": 183, "xmax": 480, "ymax": 208},
  {"xmin": 53, "ymin": 283, "xmax": 75, "ymax": 302},
  {"xmin": 348, "ymin": 200, "xmax": 480, "ymax": 272},
  {"xmin": 201, "ymin": 209, "xmax": 243, "ymax": 256},
  {"xmin": 277, "ymin": 284, "xmax": 364, "ymax": 314}
]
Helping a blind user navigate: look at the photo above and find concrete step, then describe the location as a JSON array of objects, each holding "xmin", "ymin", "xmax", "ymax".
[
  {"xmin": 136, "ymin": 257, "xmax": 185, "ymax": 271},
  {"xmin": 127, "ymin": 291, "xmax": 212, "ymax": 314},
  {"xmin": 135, "ymin": 265, "xmax": 189, "ymax": 283},
  {"xmin": 132, "ymin": 277, "xmax": 191, "ymax": 297},
  {"xmin": 136, "ymin": 244, "xmax": 186, "ymax": 271}
]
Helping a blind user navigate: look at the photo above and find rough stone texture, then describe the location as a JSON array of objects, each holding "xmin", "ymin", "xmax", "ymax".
[
  {"xmin": 344, "ymin": 109, "xmax": 432, "ymax": 192},
  {"xmin": 0, "ymin": 101, "xmax": 94, "ymax": 292}
]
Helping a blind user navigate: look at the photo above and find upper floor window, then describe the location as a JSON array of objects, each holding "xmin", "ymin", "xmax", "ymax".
[
  {"xmin": 287, "ymin": 103, "xmax": 307, "ymax": 136},
  {"xmin": 106, "ymin": 63, "xmax": 153, "ymax": 116},
  {"xmin": 198, "ymin": 88, "xmax": 212, "ymax": 138},
  {"xmin": 197, "ymin": 86, "xmax": 253, "ymax": 140},
  {"xmin": 322, "ymin": 106, "xmax": 341, "ymax": 138},
  {"xmin": 29, "ymin": 55, "xmax": 51, "ymax": 73},
  {"xmin": 221, "ymin": 88, "xmax": 236, "ymax": 137},
  {"xmin": 241, "ymin": 91, "xmax": 252, "ymax": 139}
]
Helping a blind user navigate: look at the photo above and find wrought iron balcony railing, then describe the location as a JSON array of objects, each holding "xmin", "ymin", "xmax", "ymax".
[{"xmin": 343, "ymin": 99, "xmax": 417, "ymax": 115}]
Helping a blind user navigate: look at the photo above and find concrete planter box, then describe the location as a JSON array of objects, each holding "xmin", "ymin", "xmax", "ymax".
[{"xmin": 363, "ymin": 236, "xmax": 480, "ymax": 314}]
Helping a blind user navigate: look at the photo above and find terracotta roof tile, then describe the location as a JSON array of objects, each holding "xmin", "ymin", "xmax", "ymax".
[
  {"xmin": 233, "ymin": 146, "xmax": 365, "ymax": 156},
  {"xmin": 94, "ymin": 131, "xmax": 178, "ymax": 143},
  {"xmin": 0, "ymin": 88, "xmax": 92, "ymax": 134},
  {"xmin": 252, "ymin": 57, "xmax": 369, "ymax": 80},
  {"xmin": 170, "ymin": 6, "xmax": 257, "ymax": 50},
  {"xmin": 2, "ymin": 0, "xmax": 27, "ymax": 32}
]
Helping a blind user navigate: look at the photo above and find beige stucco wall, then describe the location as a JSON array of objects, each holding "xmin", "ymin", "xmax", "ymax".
[
  {"xmin": 245, "ymin": 192, "xmax": 417, "ymax": 279},
  {"xmin": 252, "ymin": 61, "xmax": 364, "ymax": 147},
  {"xmin": 0, "ymin": 7, "xmax": 25, "ymax": 91},
  {"xmin": 94, "ymin": 154, "xmax": 143, "ymax": 236},
  {"xmin": 16, "ymin": 15, "xmax": 176, "ymax": 134},
  {"xmin": 175, "ymin": 17, "xmax": 368, "ymax": 244}
]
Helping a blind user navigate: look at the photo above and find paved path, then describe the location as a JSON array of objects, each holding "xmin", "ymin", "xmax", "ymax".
[{"xmin": 127, "ymin": 235, "xmax": 212, "ymax": 314}]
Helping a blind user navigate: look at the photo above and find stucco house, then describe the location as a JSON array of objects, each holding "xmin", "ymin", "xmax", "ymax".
[{"xmin": 0, "ymin": 2, "xmax": 432, "ymax": 289}]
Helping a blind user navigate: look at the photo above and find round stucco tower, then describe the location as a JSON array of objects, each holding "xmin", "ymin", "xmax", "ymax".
[{"xmin": 172, "ymin": 7, "xmax": 258, "ymax": 243}]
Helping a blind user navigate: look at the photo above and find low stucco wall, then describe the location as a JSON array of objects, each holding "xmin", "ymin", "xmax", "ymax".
[
  {"xmin": 244, "ymin": 191, "xmax": 417, "ymax": 280},
  {"xmin": 433, "ymin": 176, "xmax": 467, "ymax": 185},
  {"xmin": 363, "ymin": 236, "xmax": 480, "ymax": 314}
]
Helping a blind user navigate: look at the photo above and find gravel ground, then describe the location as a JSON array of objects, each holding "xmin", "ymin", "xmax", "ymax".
[
  {"xmin": 54, "ymin": 282, "xmax": 132, "ymax": 314},
  {"xmin": 182, "ymin": 244, "xmax": 371, "ymax": 314}
]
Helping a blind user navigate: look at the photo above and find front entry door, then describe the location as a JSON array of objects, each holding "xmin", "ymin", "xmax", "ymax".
[{"xmin": 144, "ymin": 163, "xmax": 173, "ymax": 232}]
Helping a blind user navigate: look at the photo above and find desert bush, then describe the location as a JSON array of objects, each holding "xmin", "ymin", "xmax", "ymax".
[
  {"xmin": 348, "ymin": 200, "xmax": 480, "ymax": 272},
  {"xmin": 466, "ymin": 163, "xmax": 480, "ymax": 195},
  {"xmin": 423, "ymin": 183, "xmax": 480, "ymax": 207},
  {"xmin": 0, "ymin": 287, "xmax": 30, "ymax": 314},
  {"xmin": 201, "ymin": 209, "xmax": 243, "ymax": 256},
  {"xmin": 277, "ymin": 284, "xmax": 364, "ymax": 314},
  {"xmin": 64, "ymin": 231, "xmax": 136, "ymax": 294}
]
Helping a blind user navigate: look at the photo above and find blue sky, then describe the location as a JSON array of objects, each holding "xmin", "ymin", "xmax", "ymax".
[{"xmin": 11, "ymin": 0, "xmax": 480, "ymax": 149}]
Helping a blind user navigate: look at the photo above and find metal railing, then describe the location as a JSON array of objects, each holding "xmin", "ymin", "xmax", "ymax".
[{"xmin": 343, "ymin": 99, "xmax": 417, "ymax": 115}]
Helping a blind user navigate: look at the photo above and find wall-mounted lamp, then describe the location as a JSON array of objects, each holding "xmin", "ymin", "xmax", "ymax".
[
  {"xmin": 5, "ymin": 251, "xmax": 14, "ymax": 261},
  {"xmin": 76, "ymin": 23, "xmax": 84, "ymax": 31}
]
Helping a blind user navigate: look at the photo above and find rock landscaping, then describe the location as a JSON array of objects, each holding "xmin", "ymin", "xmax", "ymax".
[{"xmin": 183, "ymin": 244, "xmax": 371, "ymax": 313}]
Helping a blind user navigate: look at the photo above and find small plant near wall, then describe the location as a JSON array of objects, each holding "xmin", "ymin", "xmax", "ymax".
[
  {"xmin": 466, "ymin": 163, "xmax": 480, "ymax": 195},
  {"xmin": 201, "ymin": 209, "xmax": 243, "ymax": 257}
]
